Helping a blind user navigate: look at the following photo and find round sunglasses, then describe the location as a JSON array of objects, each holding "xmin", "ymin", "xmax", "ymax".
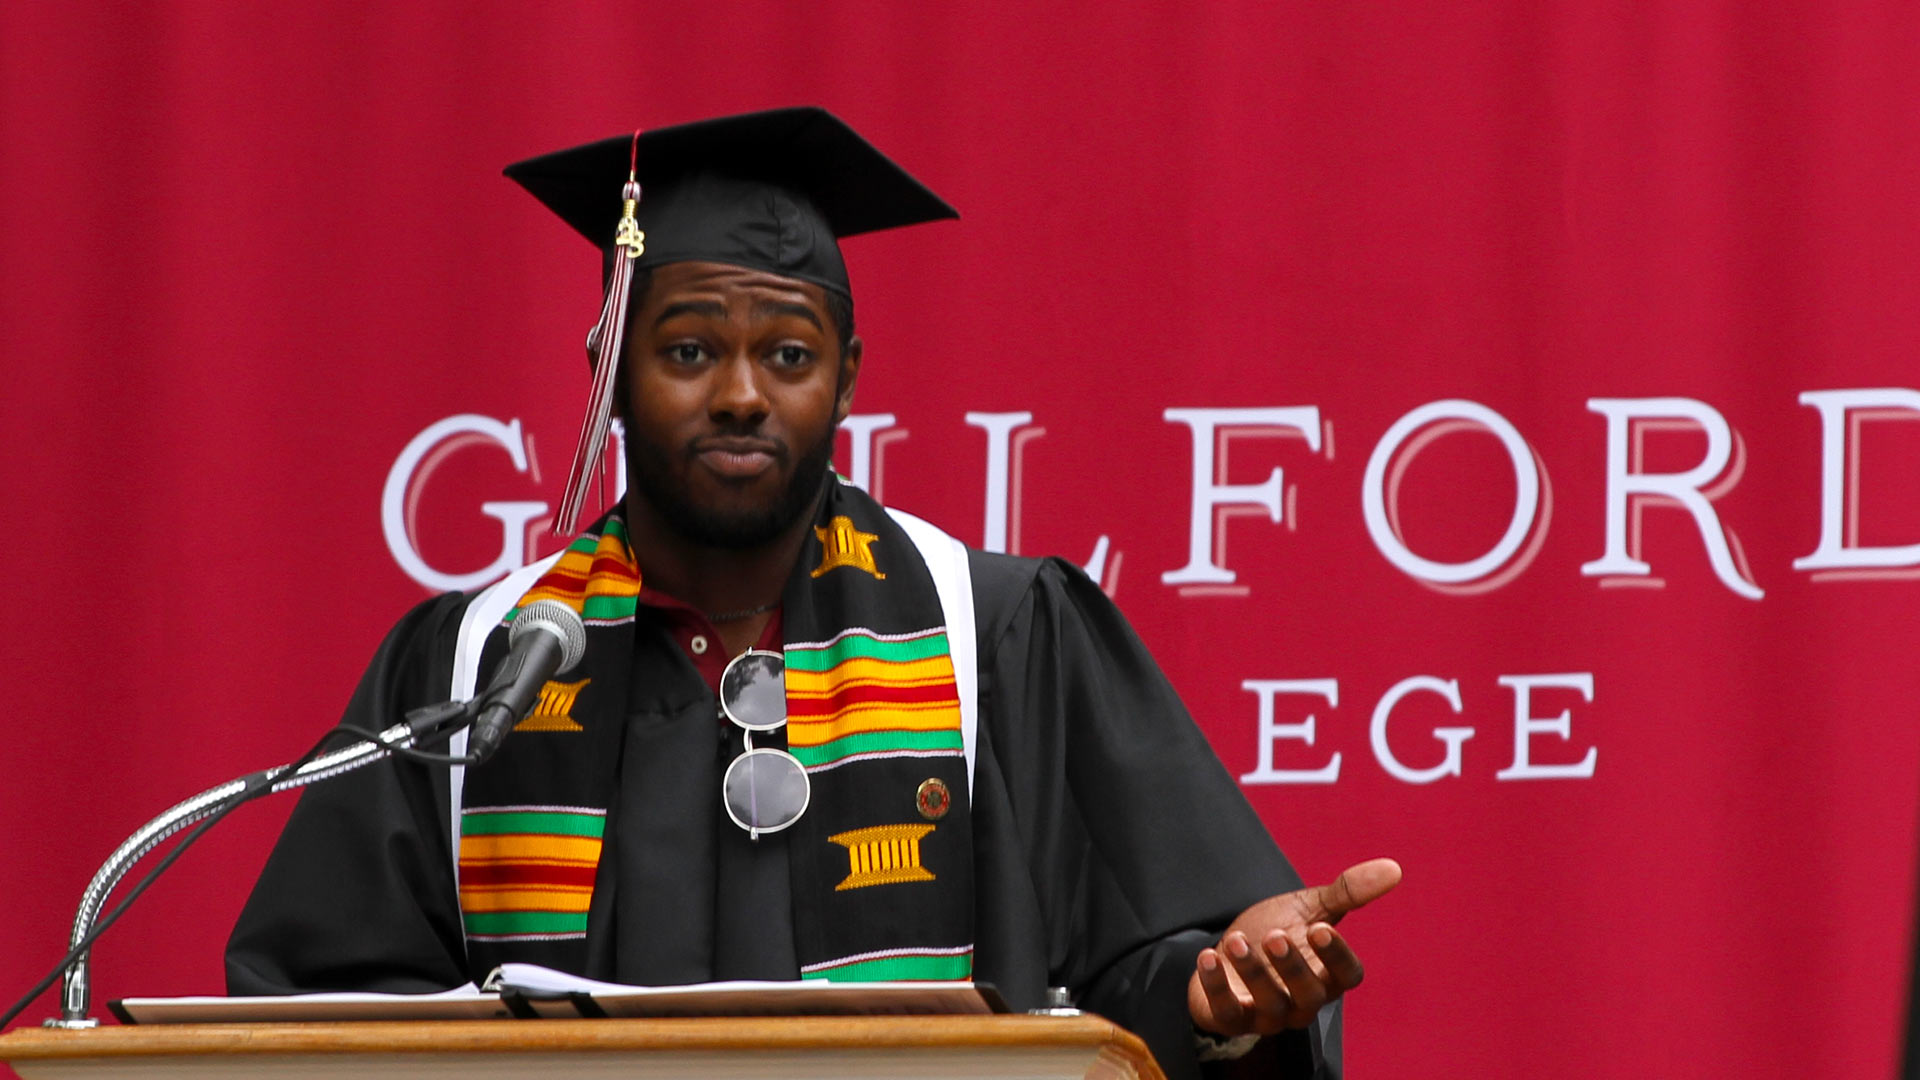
[{"xmin": 718, "ymin": 649, "xmax": 809, "ymax": 839}]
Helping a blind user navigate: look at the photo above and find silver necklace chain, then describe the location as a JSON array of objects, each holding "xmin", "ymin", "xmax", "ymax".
[{"xmin": 702, "ymin": 601, "xmax": 779, "ymax": 624}]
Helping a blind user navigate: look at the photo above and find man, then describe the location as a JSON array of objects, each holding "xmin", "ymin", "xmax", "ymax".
[{"xmin": 227, "ymin": 108, "xmax": 1398, "ymax": 1079}]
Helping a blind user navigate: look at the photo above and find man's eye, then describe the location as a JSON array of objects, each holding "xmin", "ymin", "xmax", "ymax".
[
  {"xmin": 666, "ymin": 343, "xmax": 707, "ymax": 365},
  {"xmin": 772, "ymin": 345, "xmax": 812, "ymax": 367}
]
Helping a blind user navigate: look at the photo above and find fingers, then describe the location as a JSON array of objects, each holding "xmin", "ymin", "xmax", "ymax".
[
  {"xmin": 1190, "ymin": 860, "xmax": 1398, "ymax": 1036},
  {"xmin": 1224, "ymin": 931, "xmax": 1295, "ymax": 1023},
  {"xmin": 1308, "ymin": 923, "xmax": 1365, "ymax": 991},
  {"xmin": 1261, "ymin": 930, "xmax": 1329, "ymax": 1019},
  {"xmin": 1312, "ymin": 857, "xmax": 1403, "ymax": 923},
  {"xmin": 1190, "ymin": 947, "xmax": 1249, "ymax": 1035},
  {"xmin": 1195, "ymin": 925, "xmax": 1367, "ymax": 1036}
]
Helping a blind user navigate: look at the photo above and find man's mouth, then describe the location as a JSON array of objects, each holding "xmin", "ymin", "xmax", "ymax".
[{"xmin": 691, "ymin": 436, "xmax": 784, "ymax": 480}]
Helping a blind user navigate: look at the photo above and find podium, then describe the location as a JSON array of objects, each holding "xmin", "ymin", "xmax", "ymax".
[{"xmin": 0, "ymin": 1015, "xmax": 1165, "ymax": 1080}]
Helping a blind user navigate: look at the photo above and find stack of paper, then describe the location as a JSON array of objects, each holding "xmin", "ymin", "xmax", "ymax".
[{"xmin": 111, "ymin": 966, "xmax": 1005, "ymax": 1024}]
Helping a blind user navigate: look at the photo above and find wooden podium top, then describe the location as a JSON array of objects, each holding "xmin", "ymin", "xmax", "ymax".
[{"xmin": 0, "ymin": 1014, "xmax": 1166, "ymax": 1080}]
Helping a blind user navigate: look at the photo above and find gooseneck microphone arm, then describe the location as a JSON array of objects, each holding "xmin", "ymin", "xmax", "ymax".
[
  {"xmin": 37, "ymin": 600, "xmax": 587, "ymax": 1029},
  {"xmin": 46, "ymin": 701, "xmax": 472, "ymax": 1029}
]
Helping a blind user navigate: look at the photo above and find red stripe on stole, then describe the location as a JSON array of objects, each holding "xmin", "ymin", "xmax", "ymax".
[
  {"xmin": 787, "ymin": 680, "xmax": 958, "ymax": 717},
  {"xmin": 458, "ymin": 862, "xmax": 600, "ymax": 888},
  {"xmin": 535, "ymin": 557, "xmax": 635, "ymax": 590},
  {"xmin": 534, "ymin": 566, "xmax": 591, "ymax": 589},
  {"xmin": 586, "ymin": 554, "xmax": 636, "ymax": 578}
]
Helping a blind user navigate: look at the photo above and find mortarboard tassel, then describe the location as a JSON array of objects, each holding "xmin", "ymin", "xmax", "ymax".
[{"xmin": 553, "ymin": 132, "xmax": 645, "ymax": 537}]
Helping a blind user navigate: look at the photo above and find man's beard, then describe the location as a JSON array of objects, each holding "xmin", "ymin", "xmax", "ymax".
[{"xmin": 625, "ymin": 422, "xmax": 836, "ymax": 549}]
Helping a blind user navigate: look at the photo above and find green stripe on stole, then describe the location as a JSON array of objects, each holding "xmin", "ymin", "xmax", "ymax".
[
  {"xmin": 463, "ymin": 911, "xmax": 592, "ymax": 936},
  {"xmin": 803, "ymin": 954, "xmax": 974, "ymax": 982},
  {"xmin": 785, "ymin": 631, "xmax": 952, "ymax": 670},
  {"xmin": 789, "ymin": 728, "xmax": 965, "ymax": 768},
  {"xmin": 461, "ymin": 811, "xmax": 607, "ymax": 838}
]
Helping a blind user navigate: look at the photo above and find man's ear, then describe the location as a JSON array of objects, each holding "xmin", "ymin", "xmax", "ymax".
[{"xmin": 833, "ymin": 335, "xmax": 863, "ymax": 423}]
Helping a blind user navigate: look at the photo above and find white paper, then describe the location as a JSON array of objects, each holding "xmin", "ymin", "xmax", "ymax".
[
  {"xmin": 111, "ymin": 967, "xmax": 1005, "ymax": 1024},
  {"xmin": 490, "ymin": 963, "xmax": 1003, "ymax": 1017},
  {"xmin": 110, "ymin": 983, "xmax": 521, "ymax": 1024}
]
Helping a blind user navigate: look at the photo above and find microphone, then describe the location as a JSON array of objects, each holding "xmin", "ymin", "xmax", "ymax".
[{"xmin": 467, "ymin": 599, "xmax": 588, "ymax": 764}]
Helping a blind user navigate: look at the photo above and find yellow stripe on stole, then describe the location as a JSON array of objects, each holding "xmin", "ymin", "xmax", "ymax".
[
  {"xmin": 458, "ymin": 834, "xmax": 603, "ymax": 863},
  {"xmin": 784, "ymin": 656, "xmax": 958, "ymax": 692},
  {"xmin": 518, "ymin": 577, "xmax": 640, "ymax": 606},
  {"xmin": 515, "ymin": 543, "xmax": 640, "ymax": 606},
  {"xmin": 458, "ymin": 887, "xmax": 594, "ymax": 913},
  {"xmin": 786, "ymin": 705, "xmax": 963, "ymax": 747}
]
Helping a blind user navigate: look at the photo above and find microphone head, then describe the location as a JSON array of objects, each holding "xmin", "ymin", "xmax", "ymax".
[{"xmin": 509, "ymin": 599, "xmax": 589, "ymax": 672}]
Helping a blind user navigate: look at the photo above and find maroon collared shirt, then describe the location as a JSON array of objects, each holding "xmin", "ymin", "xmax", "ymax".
[{"xmin": 634, "ymin": 586, "xmax": 782, "ymax": 698}]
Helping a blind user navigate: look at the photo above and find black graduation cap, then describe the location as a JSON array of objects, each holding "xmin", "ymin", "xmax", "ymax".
[
  {"xmin": 504, "ymin": 106, "xmax": 958, "ymax": 297},
  {"xmin": 503, "ymin": 107, "xmax": 957, "ymax": 536}
]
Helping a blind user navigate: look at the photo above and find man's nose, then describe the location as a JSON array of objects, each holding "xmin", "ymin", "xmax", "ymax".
[{"xmin": 709, "ymin": 352, "xmax": 770, "ymax": 423}]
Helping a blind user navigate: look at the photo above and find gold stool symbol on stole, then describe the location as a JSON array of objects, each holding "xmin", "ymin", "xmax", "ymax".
[
  {"xmin": 828, "ymin": 823, "xmax": 935, "ymax": 890},
  {"xmin": 513, "ymin": 678, "xmax": 589, "ymax": 732},
  {"xmin": 812, "ymin": 516, "xmax": 886, "ymax": 579}
]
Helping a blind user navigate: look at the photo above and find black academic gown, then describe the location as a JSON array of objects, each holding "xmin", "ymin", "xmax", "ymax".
[{"xmin": 227, "ymin": 551, "xmax": 1339, "ymax": 1079}]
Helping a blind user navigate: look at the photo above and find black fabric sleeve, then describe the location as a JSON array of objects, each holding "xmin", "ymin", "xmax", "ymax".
[
  {"xmin": 224, "ymin": 592, "xmax": 473, "ymax": 995},
  {"xmin": 971, "ymin": 553, "xmax": 1338, "ymax": 1079}
]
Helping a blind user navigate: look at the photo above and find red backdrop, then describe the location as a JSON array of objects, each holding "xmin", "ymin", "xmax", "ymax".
[{"xmin": 4, "ymin": 2, "xmax": 1919, "ymax": 1076}]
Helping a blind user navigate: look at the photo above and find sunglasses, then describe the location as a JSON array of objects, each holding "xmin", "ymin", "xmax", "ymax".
[{"xmin": 718, "ymin": 649, "xmax": 810, "ymax": 840}]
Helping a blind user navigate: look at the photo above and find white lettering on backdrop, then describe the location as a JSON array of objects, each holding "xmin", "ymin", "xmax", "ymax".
[
  {"xmin": 1238, "ymin": 679, "xmax": 1343, "ymax": 784},
  {"xmin": 838, "ymin": 412, "xmax": 899, "ymax": 495},
  {"xmin": 381, "ymin": 387, "xmax": 1919, "ymax": 785},
  {"xmin": 1794, "ymin": 388, "xmax": 1920, "ymax": 575},
  {"xmin": 1161, "ymin": 407, "xmax": 1324, "ymax": 589},
  {"xmin": 1359, "ymin": 399, "xmax": 1551, "ymax": 591},
  {"xmin": 1494, "ymin": 672, "xmax": 1598, "ymax": 780},
  {"xmin": 1362, "ymin": 400, "xmax": 1544, "ymax": 589},
  {"xmin": 1240, "ymin": 672, "xmax": 1596, "ymax": 785},
  {"xmin": 1581, "ymin": 397, "xmax": 1762, "ymax": 599},
  {"xmin": 381, "ymin": 414, "xmax": 547, "ymax": 593}
]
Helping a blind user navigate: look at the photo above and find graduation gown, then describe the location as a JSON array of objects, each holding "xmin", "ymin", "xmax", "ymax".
[{"xmin": 227, "ymin": 550, "xmax": 1340, "ymax": 1079}]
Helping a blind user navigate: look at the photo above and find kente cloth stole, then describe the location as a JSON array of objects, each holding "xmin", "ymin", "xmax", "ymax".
[{"xmin": 455, "ymin": 480, "xmax": 976, "ymax": 982}]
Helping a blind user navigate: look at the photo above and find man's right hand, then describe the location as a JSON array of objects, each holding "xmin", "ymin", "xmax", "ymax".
[{"xmin": 1187, "ymin": 858, "xmax": 1402, "ymax": 1036}]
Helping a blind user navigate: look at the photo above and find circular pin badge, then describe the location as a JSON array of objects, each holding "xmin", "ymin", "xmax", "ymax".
[{"xmin": 916, "ymin": 777, "xmax": 951, "ymax": 820}]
